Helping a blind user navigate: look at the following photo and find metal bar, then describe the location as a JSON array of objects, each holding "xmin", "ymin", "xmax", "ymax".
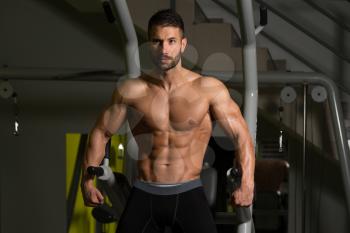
[
  {"xmin": 236, "ymin": 0, "xmax": 258, "ymax": 146},
  {"xmin": 255, "ymin": 0, "xmax": 350, "ymax": 63},
  {"xmin": 213, "ymin": 0, "xmax": 350, "ymax": 95},
  {"xmin": 212, "ymin": 0, "xmax": 323, "ymax": 74},
  {"xmin": 201, "ymin": 71, "xmax": 350, "ymax": 216},
  {"xmin": 67, "ymin": 134, "xmax": 88, "ymax": 232},
  {"xmin": 304, "ymin": 0, "xmax": 350, "ymax": 33},
  {"xmin": 236, "ymin": 0, "xmax": 258, "ymax": 232},
  {"xmin": 258, "ymin": 31, "xmax": 320, "ymax": 72},
  {"xmin": 0, "ymin": 68, "xmax": 122, "ymax": 82},
  {"xmin": 302, "ymin": 83, "xmax": 308, "ymax": 233},
  {"xmin": 110, "ymin": 0, "xmax": 140, "ymax": 79}
]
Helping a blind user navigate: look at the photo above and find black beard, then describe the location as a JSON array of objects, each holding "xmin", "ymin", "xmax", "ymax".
[{"xmin": 152, "ymin": 53, "xmax": 181, "ymax": 71}]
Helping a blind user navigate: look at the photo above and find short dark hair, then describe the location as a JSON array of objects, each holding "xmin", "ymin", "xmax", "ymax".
[{"xmin": 148, "ymin": 9, "xmax": 185, "ymax": 38}]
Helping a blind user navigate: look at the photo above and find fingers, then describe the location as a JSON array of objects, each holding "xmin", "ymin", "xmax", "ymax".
[
  {"xmin": 83, "ymin": 187, "xmax": 104, "ymax": 207},
  {"xmin": 96, "ymin": 189, "xmax": 104, "ymax": 204},
  {"xmin": 232, "ymin": 188, "xmax": 254, "ymax": 207}
]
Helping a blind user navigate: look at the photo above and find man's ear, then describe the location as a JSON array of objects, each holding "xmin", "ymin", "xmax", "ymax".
[{"xmin": 181, "ymin": 37, "xmax": 187, "ymax": 53}]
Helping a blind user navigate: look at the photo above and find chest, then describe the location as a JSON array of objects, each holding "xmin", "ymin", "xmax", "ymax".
[{"xmin": 129, "ymin": 87, "xmax": 209, "ymax": 131}]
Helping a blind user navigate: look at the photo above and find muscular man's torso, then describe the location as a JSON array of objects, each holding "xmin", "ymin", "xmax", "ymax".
[{"xmin": 121, "ymin": 71, "xmax": 216, "ymax": 183}]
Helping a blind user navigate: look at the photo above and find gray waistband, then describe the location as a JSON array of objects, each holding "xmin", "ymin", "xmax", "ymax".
[{"xmin": 134, "ymin": 179, "xmax": 202, "ymax": 195}]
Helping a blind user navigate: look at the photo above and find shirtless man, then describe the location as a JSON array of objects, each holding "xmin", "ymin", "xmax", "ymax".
[{"xmin": 81, "ymin": 9, "xmax": 255, "ymax": 233}]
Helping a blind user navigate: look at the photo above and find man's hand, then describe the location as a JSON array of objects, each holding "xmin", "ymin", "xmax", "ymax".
[
  {"xmin": 231, "ymin": 181, "xmax": 254, "ymax": 207},
  {"xmin": 81, "ymin": 182, "xmax": 104, "ymax": 207}
]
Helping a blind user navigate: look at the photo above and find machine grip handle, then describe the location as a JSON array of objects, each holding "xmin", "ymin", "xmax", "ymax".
[
  {"xmin": 87, "ymin": 166, "xmax": 104, "ymax": 177},
  {"xmin": 227, "ymin": 167, "xmax": 252, "ymax": 223}
]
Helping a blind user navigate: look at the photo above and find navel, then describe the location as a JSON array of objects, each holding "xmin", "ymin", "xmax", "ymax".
[{"xmin": 189, "ymin": 119, "xmax": 198, "ymax": 126}]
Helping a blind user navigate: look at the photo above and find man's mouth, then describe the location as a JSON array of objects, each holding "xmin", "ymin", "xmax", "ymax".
[{"xmin": 160, "ymin": 56, "xmax": 171, "ymax": 61}]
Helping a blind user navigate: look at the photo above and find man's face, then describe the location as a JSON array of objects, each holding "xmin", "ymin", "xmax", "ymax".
[{"xmin": 149, "ymin": 26, "xmax": 187, "ymax": 71}]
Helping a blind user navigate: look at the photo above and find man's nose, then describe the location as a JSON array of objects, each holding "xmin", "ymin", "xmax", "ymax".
[{"xmin": 160, "ymin": 42, "xmax": 169, "ymax": 54}]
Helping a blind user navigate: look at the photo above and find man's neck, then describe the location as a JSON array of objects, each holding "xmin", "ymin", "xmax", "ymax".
[{"xmin": 151, "ymin": 65, "xmax": 188, "ymax": 92}]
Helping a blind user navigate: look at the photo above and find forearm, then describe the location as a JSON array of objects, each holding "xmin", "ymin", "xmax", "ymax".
[
  {"xmin": 235, "ymin": 134, "xmax": 255, "ymax": 186},
  {"xmin": 82, "ymin": 128, "xmax": 110, "ymax": 185}
]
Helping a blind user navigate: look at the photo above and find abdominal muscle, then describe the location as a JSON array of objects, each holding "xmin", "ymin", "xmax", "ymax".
[
  {"xmin": 136, "ymin": 132, "xmax": 209, "ymax": 184},
  {"xmin": 137, "ymin": 151, "xmax": 203, "ymax": 183},
  {"xmin": 133, "ymin": 109, "xmax": 212, "ymax": 184}
]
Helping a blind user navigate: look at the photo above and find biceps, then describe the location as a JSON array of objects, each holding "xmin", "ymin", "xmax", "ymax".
[
  {"xmin": 97, "ymin": 104, "xmax": 127, "ymax": 136},
  {"xmin": 211, "ymin": 100, "xmax": 247, "ymax": 139}
]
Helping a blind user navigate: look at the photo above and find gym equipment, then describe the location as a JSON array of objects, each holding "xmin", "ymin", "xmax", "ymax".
[
  {"xmin": 92, "ymin": 204, "xmax": 118, "ymax": 224},
  {"xmin": 311, "ymin": 85, "xmax": 327, "ymax": 103},
  {"xmin": 87, "ymin": 140, "xmax": 131, "ymax": 222},
  {"xmin": 280, "ymin": 86, "xmax": 297, "ymax": 104},
  {"xmin": 87, "ymin": 140, "xmax": 115, "ymax": 186},
  {"xmin": 201, "ymin": 150, "xmax": 218, "ymax": 211},
  {"xmin": 67, "ymin": 134, "xmax": 89, "ymax": 231},
  {"xmin": 255, "ymin": 4, "xmax": 268, "ymax": 35},
  {"xmin": 227, "ymin": 167, "xmax": 252, "ymax": 223}
]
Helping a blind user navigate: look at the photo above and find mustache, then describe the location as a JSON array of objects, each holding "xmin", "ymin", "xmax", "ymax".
[{"xmin": 158, "ymin": 55, "xmax": 173, "ymax": 60}]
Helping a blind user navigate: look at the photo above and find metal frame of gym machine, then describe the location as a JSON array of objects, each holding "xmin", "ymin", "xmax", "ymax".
[{"xmin": 235, "ymin": 1, "xmax": 257, "ymax": 233}]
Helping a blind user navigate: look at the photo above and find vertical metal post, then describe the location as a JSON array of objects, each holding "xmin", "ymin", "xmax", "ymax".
[
  {"xmin": 302, "ymin": 83, "xmax": 308, "ymax": 233},
  {"xmin": 67, "ymin": 135, "xmax": 89, "ymax": 232},
  {"xmin": 236, "ymin": 0, "xmax": 258, "ymax": 232},
  {"xmin": 110, "ymin": 0, "xmax": 140, "ymax": 79},
  {"xmin": 236, "ymin": 0, "xmax": 258, "ymax": 145}
]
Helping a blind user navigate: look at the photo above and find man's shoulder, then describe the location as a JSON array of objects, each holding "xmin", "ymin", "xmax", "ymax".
[
  {"xmin": 192, "ymin": 76, "xmax": 230, "ymax": 105},
  {"xmin": 194, "ymin": 75, "xmax": 226, "ymax": 91},
  {"xmin": 115, "ymin": 76, "xmax": 148, "ymax": 102},
  {"xmin": 117, "ymin": 76, "xmax": 146, "ymax": 88}
]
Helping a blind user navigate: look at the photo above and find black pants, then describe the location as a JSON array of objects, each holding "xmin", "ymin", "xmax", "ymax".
[{"xmin": 116, "ymin": 180, "xmax": 217, "ymax": 233}]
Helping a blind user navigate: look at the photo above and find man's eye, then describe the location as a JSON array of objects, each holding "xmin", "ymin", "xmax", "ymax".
[{"xmin": 169, "ymin": 39, "xmax": 176, "ymax": 44}]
